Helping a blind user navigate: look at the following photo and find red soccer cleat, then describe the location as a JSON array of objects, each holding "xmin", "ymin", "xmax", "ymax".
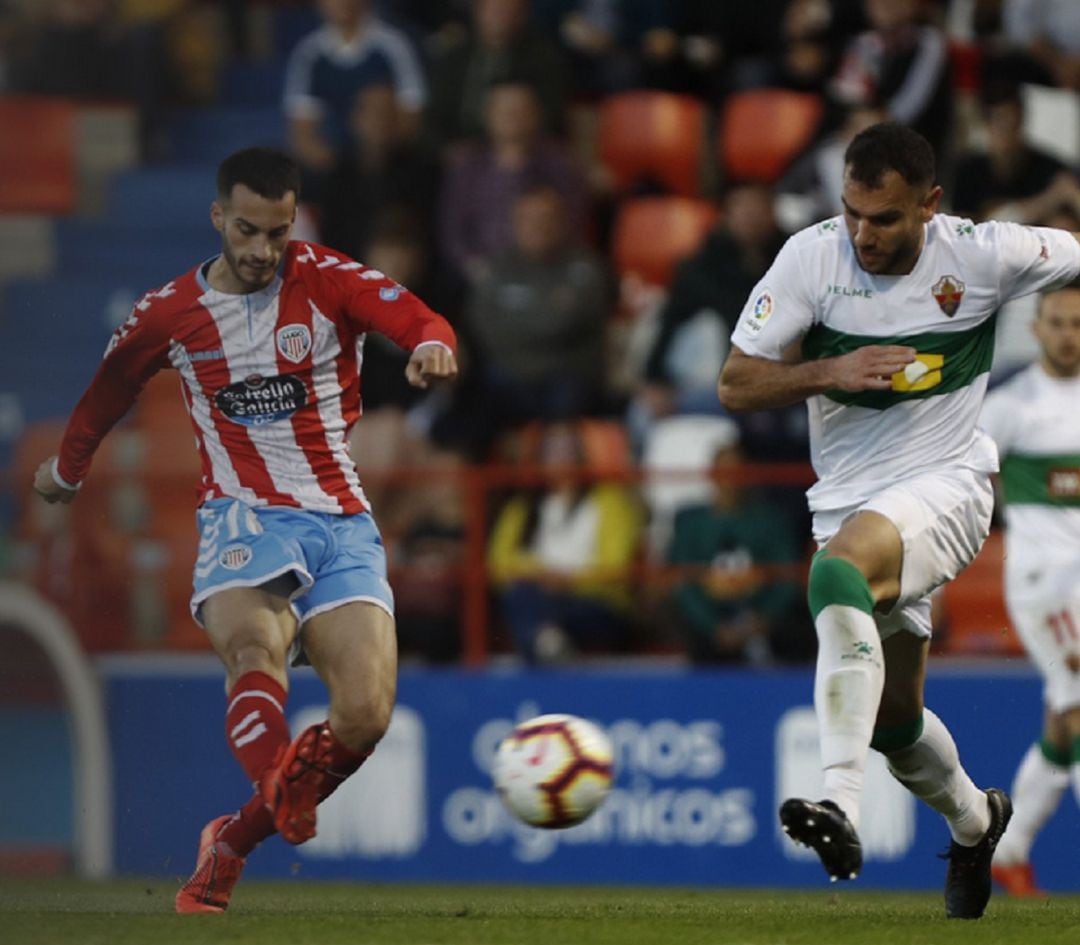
[
  {"xmin": 260, "ymin": 722, "xmax": 334, "ymax": 845},
  {"xmin": 992, "ymin": 861, "xmax": 1049, "ymax": 898},
  {"xmin": 175, "ymin": 815, "xmax": 246, "ymax": 914}
]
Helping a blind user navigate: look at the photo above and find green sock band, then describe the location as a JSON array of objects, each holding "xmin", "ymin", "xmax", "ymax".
[
  {"xmin": 871, "ymin": 714, "xmax": 925, "ymax": 754},
  {"xmin": 1039, "ymin": 737, "xmax": 1071, "ymax": 768},
  {"xmin": 807, "ymin": 549, "xmax": 875, "ymax": 620},
  {"xmin": 1072, "ymin": 735, "xmax": 1080, "ymax": 766}
]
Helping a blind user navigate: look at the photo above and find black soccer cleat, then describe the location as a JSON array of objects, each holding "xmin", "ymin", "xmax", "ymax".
[
  {"xmin": 943, "ymin": 788, "xmax": 1013, "ymax": 920},
  {"xmin": 780, "ymin": 798, "xmax": 863, "ymax": 882}
]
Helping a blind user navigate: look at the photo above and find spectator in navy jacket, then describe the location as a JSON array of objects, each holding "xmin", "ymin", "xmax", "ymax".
[{"xmin": 283, "ymin": 0, "xmax": 427, "ymax": 189}]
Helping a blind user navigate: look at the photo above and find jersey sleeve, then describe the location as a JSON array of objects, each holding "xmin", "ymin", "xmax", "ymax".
[
  {"xmin": 56, "ymin": 295, "xmax": 173, "ymax": 485},
  {"xmin": 989, "ymin": 222, "xmax": 1080, "ymax": 304},
  {"xmin": 329, "ymin": 259, "xmax": 457, "ymax": 353},
  {"xmin": 730, "ymin": 234, "xmax": 816, "ymax": 361}
]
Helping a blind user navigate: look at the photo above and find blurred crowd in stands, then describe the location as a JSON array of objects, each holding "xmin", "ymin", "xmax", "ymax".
[{"xmin": 1, "ymin": 0, "xmax": 1078, "ymax": 667}]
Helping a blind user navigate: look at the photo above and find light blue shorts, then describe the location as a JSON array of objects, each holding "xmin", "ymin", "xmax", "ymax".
[{"xmin": 190, "ymin": 498, "xmax": 395, "ymax": 630}]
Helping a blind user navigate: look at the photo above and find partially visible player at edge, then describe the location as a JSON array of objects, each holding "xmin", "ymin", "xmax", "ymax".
[
  {"xmin": 981, "ymin": 286, "xmax": 1080, "ymax": 898},
  {"xmin": 718, "ymin": 122, "xmax": 1080, "ymax": 919},
  {"xmin": 31, "ymin": 147, "xmax": 458, "ymax": 913}
]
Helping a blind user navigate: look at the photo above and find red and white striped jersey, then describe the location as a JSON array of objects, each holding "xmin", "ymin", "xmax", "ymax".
[{"xmin": 57, "ymin": 241, "xmax": 456, "ymax": 514}]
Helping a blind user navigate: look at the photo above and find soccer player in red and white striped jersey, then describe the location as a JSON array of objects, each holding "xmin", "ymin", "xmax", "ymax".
[{"xmin": 33, "ymin": 147, "xmax": 458, "ymax": 912}]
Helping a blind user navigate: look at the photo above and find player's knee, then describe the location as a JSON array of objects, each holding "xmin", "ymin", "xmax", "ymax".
[
  {"xmin": 223, "ymin": 635, "xmax": 287, "ymax": 684},
  {"xmin": 330, "ymin": 682, "xmax": 395, "ymax": 750},
  {"xmin": 807, "ymin": 550, "xmax": 875, "ymax": 618}
]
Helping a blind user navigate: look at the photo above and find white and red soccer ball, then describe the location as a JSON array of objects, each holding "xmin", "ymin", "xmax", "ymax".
[{"xmin": 493, "ymin": 714, "xmax": 615, "ymax": 828}]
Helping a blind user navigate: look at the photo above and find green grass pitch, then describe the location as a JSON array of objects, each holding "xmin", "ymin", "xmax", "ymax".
[{"xmin": 2, "ymin": 879, "xmax": 1079, "ymax": 945}]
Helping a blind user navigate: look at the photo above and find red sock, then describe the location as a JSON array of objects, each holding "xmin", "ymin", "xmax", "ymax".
[
  {"xmin": 317, "ymin": 723, "xmax": 373, "ymax": 803},
  {"xmin": 217, "ymin": 795, "xmax": 275, "ymax": 858},
  {"xmin": 225, "ymin": 671, "xmax": 290, "ymax": 785}
]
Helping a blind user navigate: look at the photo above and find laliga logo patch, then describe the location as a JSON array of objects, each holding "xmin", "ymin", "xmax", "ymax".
[
  {"xmin": 931, "ymin": 275, "xmax": 965, "ymax": 317},
  {"xmin": 219, "ymin": 544, "xmax": 252, "ymax": 570},
  {"xmin": 379, "ymin": 286, "xmax": 402, "ymax": 302},
  {"xmin": 744, "ymin": 289, "xmax": 773, "ymax": 334},
  {"xmin": 277, "ymin": 324, "xmax": 312, "ymax": 364}
]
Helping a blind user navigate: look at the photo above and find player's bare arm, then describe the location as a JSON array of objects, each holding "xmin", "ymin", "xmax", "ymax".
[
  {"xmin": 32, "ymin": 455, "xmax": 78, "ymax": 505},
  {"xmin": 406, "ymin": 343, "xmax": 459, "ymax": 389},
  {"xmin": 717, "ymin": 343, "xmax": 917, "ymax": 411}
]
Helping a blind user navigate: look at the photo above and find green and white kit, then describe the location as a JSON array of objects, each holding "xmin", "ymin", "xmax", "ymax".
[
  {"xmin": 732, "ymin": 214, "xmax": 1080, "ymax": 636},
  {"xmin": 981, "ymin": 365, "xmax": 1080, "ymax": 710}
]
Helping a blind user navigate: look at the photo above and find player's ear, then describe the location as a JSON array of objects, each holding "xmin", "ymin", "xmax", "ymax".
[
  {"xmin": 922, "ymin": 185, "xmax": 943, "ymax": 220},
  {"xmin": 210, "ymin": 200, "xmax": 225, "ymax": 233}
]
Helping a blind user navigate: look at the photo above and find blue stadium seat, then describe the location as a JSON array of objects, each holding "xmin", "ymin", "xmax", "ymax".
[
  {"xmin": 273, "ymin": 6, "xmax": 320, "ymax": 57},
  {"xmin": 166, "ymin": 107, "xmax": 287, "ymax": 163},
  {"xmin": 107, "ymin": 164, "xmax": 219, "ymax": 228},
  {"xmin": 0, "ymin": 276, "xmax": 146, "ymax": 423},
  {"xmin": 219, "ymin": 60, "xmax": 288, "ymax": 107},
  {"xmin": 54, "ymin": 219, "xmax": 211, "ymax": 283}
]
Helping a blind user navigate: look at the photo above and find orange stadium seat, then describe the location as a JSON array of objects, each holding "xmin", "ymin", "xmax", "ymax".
[
  {"xmin": 597, "ymin": 91, "xmax": 707, "ymax": 197},
  {"xmin": 132, "ymin": 371, "xmax": 193, "ymax": 434},
  {"xmin": 718, "ymin": 88, "xmax": 824, "ymax": 184},
  {"xmin": 610, "ymin": 196, "xmax": 719, "ymax": 288},
  {"xmin": 578, "ymin": 418, "xmax": 631, "ymax": 477},
  {"xmin": 941, "ymin": 529, "xmax": 1023, "ymax": 655},
  {"xmin": 0, "ymin": 97, "xmax": 77, "ymax": 213}
]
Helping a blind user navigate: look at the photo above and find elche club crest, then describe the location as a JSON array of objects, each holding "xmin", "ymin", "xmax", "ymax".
[
  {"xmin": 277, "ymin": 323, "xmax": 312, "ymax": 363},
  {"xmin": 931, "ymin": 274, "xmax": 965, "ymax": 317}
]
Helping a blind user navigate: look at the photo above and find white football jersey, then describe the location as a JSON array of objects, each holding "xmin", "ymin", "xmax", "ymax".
[
  {"xmin": 732, "ymin": 215, "xmax": 1080, "ymax": 512},
  {"xmin": 980, "ymin": 364, "xmax": 1080, "ymax": 604}
]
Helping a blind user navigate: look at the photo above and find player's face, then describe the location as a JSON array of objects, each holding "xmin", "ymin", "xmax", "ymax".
[
  {"xmin": 212, "ymin": 184, "xmax": 296, "ymax": 293},
  {"xmin": 1034, "ymin": 289, "xmax": 1080, "ymax": 378},
  {"xmin": 841, "ymin": 168, "xmax": 941, "ymax": 276}
]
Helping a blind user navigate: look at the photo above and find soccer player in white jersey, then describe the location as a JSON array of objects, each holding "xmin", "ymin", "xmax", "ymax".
[
  {"xmin": 718, "ymin": 122, "xmax": 1080, "ymax": 919},
  {"xmin": 980, "ymin": 287, "xmax": 1080, "ymax": 898},
  {"xmin": 31, "ymin": 148, "xmax": 458, "ymax": 912}
]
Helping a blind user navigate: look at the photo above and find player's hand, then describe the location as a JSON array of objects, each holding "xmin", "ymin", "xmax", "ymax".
[
  {"xmin": 406, "ymin": 344, "xmax": 459, "ymax": 389},
  {"xmin": 32, "ymin": 456, "xmax": 78, "ymax": 505},
  {"xmin": 829, "ymin": 345, "xmax": 917, "ymax": 392}
]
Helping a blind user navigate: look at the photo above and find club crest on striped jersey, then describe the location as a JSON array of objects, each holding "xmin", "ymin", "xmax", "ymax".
[
  {"xmin": 219, "ymin": 544, "xmax": 252, "ymax": 570},
  {"xmin": 277, "ymin": 324, "xmax": 312, "ymax": 363},
  {"xmin": 931, "ymin": 275, "xmax": 965, "ymax": 317}
]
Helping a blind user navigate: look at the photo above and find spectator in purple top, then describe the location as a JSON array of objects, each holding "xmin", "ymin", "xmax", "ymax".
[
  {"xmin": 438, "ymin": 77, "xmax": 590, "ymax": 287},
  {"xmin": 283, "ymin": 0, "xmax": 427, "ymax": 180}
]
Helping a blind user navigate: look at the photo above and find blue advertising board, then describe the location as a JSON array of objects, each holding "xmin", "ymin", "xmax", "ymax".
[{"xmin": 100, "ymin": 659, "xmax": 1080, "ymax": 890}]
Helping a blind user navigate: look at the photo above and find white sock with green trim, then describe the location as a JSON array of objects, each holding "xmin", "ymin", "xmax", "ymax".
[
  {"xmin": 994, "ymin": 742, "xmax": 1068, "ymax": 865},
  {"xmin": 814, "ymin": 604, "xmax": 884, "ymax": 831},
  {"xmin": 884, "ymin": 708, "xmax": 989, "ymax": 845}
]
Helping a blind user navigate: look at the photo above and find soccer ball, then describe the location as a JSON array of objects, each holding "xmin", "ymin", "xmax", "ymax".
[{"xmin": 492, "ymin": 713, "xmax": 614, "ymax": 828}]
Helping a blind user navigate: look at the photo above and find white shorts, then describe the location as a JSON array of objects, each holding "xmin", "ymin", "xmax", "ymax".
[
  {"xmin": 1008, "ymin": 587, "xmax": 1080, "ymax": 712},
  {"xmin": 812, "ymin": 467, "xmax": 994, "ymax": 641}
]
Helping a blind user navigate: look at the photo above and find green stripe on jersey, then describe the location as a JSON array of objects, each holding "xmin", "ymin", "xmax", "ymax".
[
  {"xmin": 802, "ymin": 315, "xmax": 997, "ymax": 410},
  {"xmin": 1001, "ymin": 453, "xmax": 1080, "ymax": 506}
]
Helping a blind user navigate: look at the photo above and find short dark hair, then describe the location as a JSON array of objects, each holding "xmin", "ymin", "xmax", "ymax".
[
  {"xmin": 980, "ymin": 78, "xmax": 1023, "ymax": 112},
  {"xmin": 217, "ymin": 147, "xmax": 301, "ymax": 201},
  {"xmin": 844, "ymin": 122, "xmax": 936, "ymax": 189}
]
